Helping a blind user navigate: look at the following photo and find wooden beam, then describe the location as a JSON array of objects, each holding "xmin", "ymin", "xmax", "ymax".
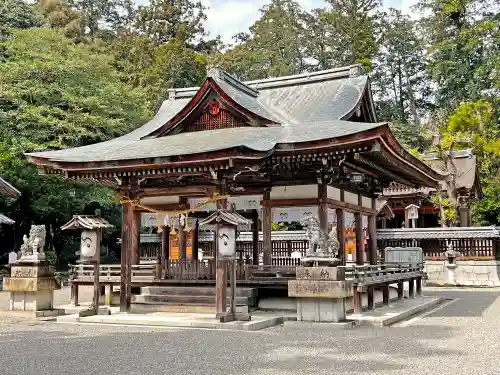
[
  {"xmin": 262, "ymin": 190, "xmax": 272, "ymax": 265},
  {"xmin": 139, "ymin": 186, "xmax": 215, "ymax": 198},
  {"xmin": 252, "ymin": 209, "xmax": 259, "ymax": 266},
  {"xmin": 261, "ymin": 197, "xmax": 376, "ymax": 216},
  {"xmin": 133, "ymin": 203, "xmax": 187, "ymax": 213}
]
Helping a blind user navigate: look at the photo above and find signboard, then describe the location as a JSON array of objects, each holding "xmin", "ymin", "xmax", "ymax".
[
  {"xmin": 169, "ymin": 231, "xmax": 193, "ymax": 260},
  {"xmin": 406, "ymin": 205, "xmax": 419, "ymax": 220}
]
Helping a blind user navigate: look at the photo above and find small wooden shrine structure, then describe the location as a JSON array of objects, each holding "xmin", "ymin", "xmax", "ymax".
[
  {"xmin": 26, "ymin": 65, "xmax": 445, "ymax": 311},
  {"xmin": 380, "ymin": 149, "xmax": 481, "ymax": 228}
]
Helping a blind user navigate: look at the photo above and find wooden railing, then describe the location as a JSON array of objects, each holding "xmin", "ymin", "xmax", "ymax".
[
  {"xmin": 70, "ymin": 264, "xmax": 156, "ymax": 282},
  {"xmin": 350, "ymin": 264, "xmax": 423, "ymax": 286}
]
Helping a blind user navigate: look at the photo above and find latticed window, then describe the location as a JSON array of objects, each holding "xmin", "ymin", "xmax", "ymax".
[{"xmin": 184, "ymin": 107, "xmax": 248, "ymax": 132}]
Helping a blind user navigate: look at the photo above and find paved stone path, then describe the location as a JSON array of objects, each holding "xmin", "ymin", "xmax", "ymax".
[{"xmin": 0, "ymin": 288, "xmax": 499, "ymax": 375}]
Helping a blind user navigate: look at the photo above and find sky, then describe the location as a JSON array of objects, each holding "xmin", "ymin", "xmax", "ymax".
[{"xmin": 134, "ymin": 0, "xmax": 419, "ymax": 44}]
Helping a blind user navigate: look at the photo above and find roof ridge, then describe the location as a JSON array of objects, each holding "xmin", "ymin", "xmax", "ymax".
[
  {"xmin": 208, "ymin": 68, "xmax": 259, "ymax": 98},
  {"xmin": 167, "ymin": 64, "xmax": 364, "ymax": 100}
]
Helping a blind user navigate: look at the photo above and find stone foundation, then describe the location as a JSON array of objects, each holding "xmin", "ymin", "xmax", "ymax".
[
  {"xmin": 3, "ymin": 262, "xmax": 61, "ymax": 314},
  {"xmin": 425, "ymin": 260, "xmax": 500, "ymax": 286}
]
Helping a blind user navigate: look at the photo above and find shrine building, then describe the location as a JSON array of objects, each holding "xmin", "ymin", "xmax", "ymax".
[
  {"xmin": 26, "ymin": 65, "xmax": 446, "ymax": 311},
  {"xmin": 379, "ymin": 149, "xmax": 481, "ymax": 228}
]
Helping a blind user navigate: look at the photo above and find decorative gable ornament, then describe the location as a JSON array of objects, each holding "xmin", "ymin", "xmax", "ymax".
[{"xmin": 207, "ymin": 100, "xmax": 221, "ymax": 117}]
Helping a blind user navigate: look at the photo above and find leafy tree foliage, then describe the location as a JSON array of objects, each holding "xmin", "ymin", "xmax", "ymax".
[{"xmin": 0, "ymin": 28, "xmax": 151, "ymax": 264}]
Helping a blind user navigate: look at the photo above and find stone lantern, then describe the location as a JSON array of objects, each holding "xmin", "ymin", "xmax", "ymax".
[
  {"xmin": 199, "ymin": 210, "xmax": 251, "ymax": 322},
  {"xmin": 61, "ymin": 214, "xmax": 114, "ymax": 316}
]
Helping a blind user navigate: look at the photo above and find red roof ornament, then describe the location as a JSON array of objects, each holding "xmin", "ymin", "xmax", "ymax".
[{"xmin": 207, "ymin": 100, "xmax": 220, "ymax": 117}]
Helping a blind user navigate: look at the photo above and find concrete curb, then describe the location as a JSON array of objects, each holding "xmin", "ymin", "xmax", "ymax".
[
  {"xmin": 349, "ymin": 296, "xmax": 445, "ymax": 327},
  {"xmin": 283, "ymin": 320, "xmax": 356, "ymax": 330}
]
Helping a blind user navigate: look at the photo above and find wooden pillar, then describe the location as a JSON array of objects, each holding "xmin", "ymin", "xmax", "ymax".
[
  {"xmin": 216, "ymin": 182, "xmax": 228, "ymax": 317},
  {"xmin": 120, "ymin": 200, "xmax": 134, "ymax": 312},
  {"xmin": 355, "ymin": 212, "xmax": 363, "ymax": 265},
  {"xmin": 70, "ymin": 282, "xmax": 79, "ymax": 306},
  {"xmin": 262, "ymin": 189, "xmax": 272, "ymax": 265},
  {"xmin": 178, "ymin": 219, "xmax": 186, "ymax": 261},
  {"xmin": 336, "ymin": 189, "xmax": 345, "ymax": 266},
  {"xmin": 353, "ymin": 285, "xmax": 362, "ymax": 314},
  {"xmin": 367, "ymin": 199, "xmax": 376, "ymax": 310},
  {"xmin": 397, "ymin": 281, "xmax": 404, "ymax": 300},
  {"xmin": 382, "ymin": 283, "xmax": 390, "ymax": 305},
  {"xmin": 368, "ymin": 201, "xmax": 378, "ymax": 265},
  {"xmin": 251, "ymin": 209, "xmax": 259, "ymax": 265},
  {"xmin": 131, "ymin": 210, "xmax": 141, "ymax": 265},
  {"xmin": 336, "ymin": 208, "xmax": 345, "ymax": 266},
  {"xmin": 179, "ymin": 198, "xmax": 188, "ymax": 260},
  {"xmin": 318, "ymin": 184, "xmax": 328, "ymax": 232},
  {"xmin": 104, "ymin": 284, "xmax": 112, "ymax": 306},
  {"xmin": 192, "ymin": 219, "xmax": 199, "ymax": 261},
  {"xmin": 408, "ymin": 278, "xmax": 415, "ymax": 298},
  {"xmin": 161, "ymin": 227, "xmax": 169, "ymax": 277}
]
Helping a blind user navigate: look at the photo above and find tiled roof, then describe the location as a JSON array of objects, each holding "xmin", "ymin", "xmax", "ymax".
[
  {"xmin": 382, "ymin": 149, "xmax": 478, "ymax": 197},
  {"xmin": 27, "ymin": 65, "xmax": 371, "ymax": 163},
  {"xmin": 378, "ymin": 227, "xmax": 500, "ymax": 240},
  {"xmin": 61, "ymin": 215, "xmax": 114, "ymax": 230},
  {"xmin": 0, "ymin": 214, "xmax": 15, "ymax": 225},
  {"xmin": 0, "ymin": 177, "xmax": 20, "ymax": 197}
]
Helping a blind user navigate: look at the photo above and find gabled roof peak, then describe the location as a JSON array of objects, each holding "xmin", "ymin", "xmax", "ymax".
[
  {"xmin": 167, "ymin": 64, "xmax": 365, "ymax": 100},
  {"xmin": 207, "ymin": 68, "xmax": 259, "ymax": 98}
]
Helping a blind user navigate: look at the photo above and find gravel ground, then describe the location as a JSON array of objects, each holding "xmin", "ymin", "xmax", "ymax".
[{"xmin": 0, "ymin": 288, "xmax": 499, "ymax": 375}]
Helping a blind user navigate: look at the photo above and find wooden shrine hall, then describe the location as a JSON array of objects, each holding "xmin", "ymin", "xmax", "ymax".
[{"xmin": 26, "ymin": 64, "xmax": 445, "ymax": 311}]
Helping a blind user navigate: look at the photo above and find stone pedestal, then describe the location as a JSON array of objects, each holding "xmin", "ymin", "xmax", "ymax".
[
  {"xmin": 288, "ymin": 267, "xmax": 352, "ymax": 323},
  {"xmin": 445, "ymin": 263, "xmax": 458, "ymax": 285},
  {"xmin": 2, "ymin": 261, "xmax": 62, "ymax": 317}
]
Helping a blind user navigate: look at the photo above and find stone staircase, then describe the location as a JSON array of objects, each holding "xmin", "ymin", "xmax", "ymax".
[{"xmin": 131, "ymin": 286, "xmax": 258, "ymax": 313}]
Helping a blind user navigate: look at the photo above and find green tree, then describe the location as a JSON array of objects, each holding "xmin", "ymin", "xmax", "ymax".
[
  {"xmin": 0, "ymin": 28, "xmax": 151, "ymax": 264},
  {"xmin": 135, "ymin": 0, "xmax": 207, "ymax": 45},
  {"xmin": 211, "ymin": 0, "xmax": 309, "ymax": 80},
  {"xmin": 0, "ymin": 0, "xmax": 43, "ymax": 40},
  {"xmin": 371, "ymin": 9, "xmax": 431, "ymax": 148}
]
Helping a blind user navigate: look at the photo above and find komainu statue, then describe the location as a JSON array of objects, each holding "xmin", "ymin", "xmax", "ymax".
[
  {"xmin": 19, "ymin": 225, "xmax": 46, "ymax": 260},
  {"xmin": 300, "ymin": 216, "xmax": 341, "ymax": 266}
]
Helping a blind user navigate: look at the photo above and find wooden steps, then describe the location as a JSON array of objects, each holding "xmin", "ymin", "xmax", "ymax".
[{"xmin": 131, "ymin": 286, "xmax": 258, "ymax": 313}]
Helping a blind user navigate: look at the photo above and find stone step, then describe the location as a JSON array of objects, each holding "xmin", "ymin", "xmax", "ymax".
[
  {"xmin": 134, "ymin": 294, "xmax": 253, "ymax": 306},
  {"xmin": 141, "ymin": 286, "xmax": 257, "ymax": 298}
]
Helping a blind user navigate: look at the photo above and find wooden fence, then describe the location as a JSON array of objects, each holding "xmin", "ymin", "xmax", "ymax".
[{"xmin": 142, "ymin": 227, "xmax": 500, "ymax": 262}]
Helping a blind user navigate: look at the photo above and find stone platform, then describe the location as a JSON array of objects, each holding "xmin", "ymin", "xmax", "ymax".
[{"xmin": 57, "ymin": 311, "xmax": 295, "ymax": 331}]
